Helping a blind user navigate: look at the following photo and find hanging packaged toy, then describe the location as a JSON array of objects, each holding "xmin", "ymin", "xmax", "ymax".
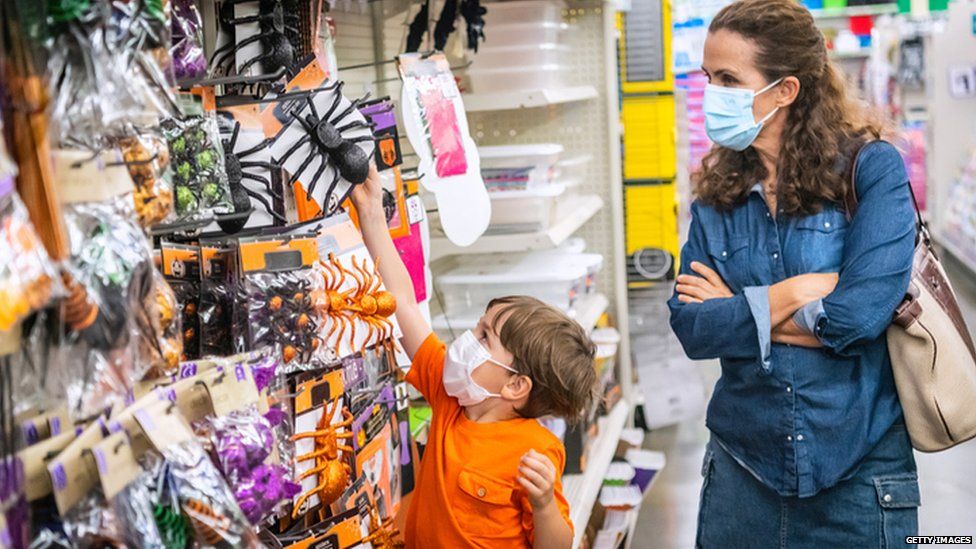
[
  {"xmin": 198, "ymin": 241, "xmax": 237, "ymax": 357},
  {"xmin": 0, "ymin": 178, "xmax": 59, "ymax": 333},
  {"xmin": 121, "ymin": 134, "xmax": 175, "ymax": 228},
  {"xmin": 161, "ymin": 243, "xmax": 202, "ymax": 361},
  {"xmin": 139, "ymin": 268, "xmax": 184, "ymax": 379},
  {"xmin": 264, "ymin": 65, "xmax": 375, "ymax": 220},
  {"xmin": 198, "ymin": 406, "xmax": 299, "ymax": 524},
  {"xmin": 398, "ymin": 52, "xmax": 489, "ymax": 246},
  {"xmin": 171, "ymin": 0, "xmax": 208, "ymax": 81},
  {"xmin": 54, "ymin": 152, "xmax": 156, "ymax": 418},
  {"xmin": 216, "ymin": 106, "xmax": 286, "ymax": 233},
  {"xmin": 238, "ymin": 235, "xmax": 330, "ymax": 370},
  {"xmin": 160, "ymin": 94, "xmax": 233, "ymax": 223}
]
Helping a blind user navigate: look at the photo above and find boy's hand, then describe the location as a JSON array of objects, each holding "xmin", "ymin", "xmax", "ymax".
[
  {"xmin": 518, "ymin": 449, "xmax": 557, "ymax": 510},
  {"xmin": 350, "ymin": 163, "xmax": 384, "ymax": 218}
]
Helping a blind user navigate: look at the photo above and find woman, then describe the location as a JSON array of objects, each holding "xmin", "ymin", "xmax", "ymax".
[{"xmin": 668, "ymin": 0, "xmax": 919, "ymax": 547}]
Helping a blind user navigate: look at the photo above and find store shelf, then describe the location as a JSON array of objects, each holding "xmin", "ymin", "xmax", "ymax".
[
  {"xmin": 462, "ymin": 86, "xmax": 598, "ymax": 112},
  {"xmin": 429, "ymin": 193, "xmax": 604, "ymax": 261},
  {"xmin": 563, "ymin": 400, "xmax": 630, "ymax": 548},
  {"xmin": 830, "ymin": 48, "xmax": 872, "ymax": 60},
  {"xmin": 571, "ymin": 293, "xmax": 609, "ymax": 334},
  {"xmin": 810, "ymin": 4, "xmax": 898, "ymax": 19},
  {"xmin": 935, "ymin": 230, "xmax": 976, "ymax": 278}
]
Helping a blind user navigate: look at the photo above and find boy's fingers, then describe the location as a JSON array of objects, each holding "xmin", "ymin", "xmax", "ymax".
[
  {"xmin": 678, "ymin": 294, "xmax": 703, "ymax": 304},
  {"xmin": 517, "ymin": 476, "xmax": 541, "ymax": 495},
  {"xmin": 520, "ymin": 455, "xmax": 552, "ymax": 477},
  {"xmin": 518, "ymin": 466, "xmax": 548, "ymax": 488}
]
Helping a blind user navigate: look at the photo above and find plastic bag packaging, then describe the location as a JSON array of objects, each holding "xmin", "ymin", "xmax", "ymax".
[
  {"xmin": 46, "ymin": 0, "xmax": 175, "ymax": 150},
  {"xmin": 60, "ymin": 491, "xmax": 123, "ymax": 547},
  {"xmin": 161, "ymin": 243, "xmax": 201, "ymax": 361},
  {"xmin": 199, "ymin": 407, "xmax": 299, "ymax": 524},
  {"xmin": 243, "ymin": 268, "xmax": 329, "ymax": 371},
  {"xmin": 0, "ymin": 179, "xmax": 60, "ymax": 332},
  {"xmin": 59, "ymin": 195, "xmax": 155, "ymax": 418},
  {"xmin": 161, "ymin": 440, "xmax": 259, "ymax": 547},
  {"xmin": 108, "ymin": 469, "xmax": 166, "ymax": 549},
  {"xmin": 161, "ymin": 110, "xmax": 234, "ymax": 221},
  {"xmin": 1, "ymin": 457, "xmax": 29, "ymax": 549},
  {"xmin": 121, "ymin": 134, "xmax": 175, "ymax": 228},
  {"xmin": 171, "ymin": 0, "xmax": 207, "ymax": 81},
  {"xmin": 139, "ymin": 269, "xmax": 184, "ymax": 379},
  {"xmin": 141, "ymin": 453, "xmax": 192, "ymax": 549},
  {"xmin": 417, "ymin": 78, "xmax": 468, "ymax": 177},
  {"xmin": 199, "ymin": 243, "xmax": 237, "ymax": 357}
]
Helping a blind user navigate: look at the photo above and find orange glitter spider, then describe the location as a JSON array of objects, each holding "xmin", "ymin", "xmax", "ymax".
[
  {"xmin": 346, "ymin": 256, "xmax": 397, "ymax": 351},
  {"xmin": 311, "ymin": 253, "xmax": 357, "ymax": 354},
  {"xmin": 291, "ymin": 398, "xmax": 354, "ymax": 517},
  {"xmin": 361, "ymin": 505, "xmax": 404, "ymax": 549}
]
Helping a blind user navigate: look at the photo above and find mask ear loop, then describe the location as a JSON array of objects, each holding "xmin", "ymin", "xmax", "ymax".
[{"xmin": 753, "ymin": 77, "xmax": 785, "ymax": 126}]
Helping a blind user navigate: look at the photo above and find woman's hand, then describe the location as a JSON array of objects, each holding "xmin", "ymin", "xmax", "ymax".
[{"xmin": 676, "ymin": 262, "xmax": 734, "ymax": 303}]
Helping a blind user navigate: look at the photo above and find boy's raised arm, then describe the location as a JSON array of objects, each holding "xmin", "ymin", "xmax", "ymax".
[{"xmin": 350, "ymin": 165, "xmax": 432, "ymax": 358}]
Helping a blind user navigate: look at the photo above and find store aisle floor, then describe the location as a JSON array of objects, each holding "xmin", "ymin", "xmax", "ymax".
[{"xmin": 633, "ymin": 254, "xmax": 976, "ymax": 549}]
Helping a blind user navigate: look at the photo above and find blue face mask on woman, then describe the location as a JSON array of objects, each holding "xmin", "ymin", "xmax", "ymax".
[{"xmin": 703, "ymin": 78, "xmax": 783, "ymax": 151}]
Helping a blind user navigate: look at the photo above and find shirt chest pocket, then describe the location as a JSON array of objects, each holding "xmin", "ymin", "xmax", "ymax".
[
  {"xmin": 453, "ymin": 467, "xmax": 524, "ymax": 539},
  {"xmin": 793, "ymin": 213, "xmax": 848, "ymax": 272},
  {"xmin": 705, "ymin": 236, "xmax": 751, "ymax": 290}
]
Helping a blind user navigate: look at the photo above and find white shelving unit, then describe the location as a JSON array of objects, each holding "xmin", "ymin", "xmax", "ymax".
[
  {"xmin": 428, "ymin": 194, "xmax": 604, "ymax": 261},
  {"xmin": 830, "ymin": 48, "xmax": 872, "ymax": 59},
  {"xmin": 936, "ymin": 229, "xmax": 976, "ymax": 277},
  {"xmin": 462, "ymin": 86, "xmax": 599, "ymax": 112},
  {"xmin": 810, "ymin": 3, "xmax": 899, "ymax": 18},
  {"xmin": 563, "ymin": 400, "xmax": 630, "ymax": 548},
  {"xmin": 571, "ymin": 293, "xmax": 609, "ymax": 335}
]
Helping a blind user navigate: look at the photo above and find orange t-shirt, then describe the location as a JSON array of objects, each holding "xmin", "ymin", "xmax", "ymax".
[{"xmin": 404, "ymin": 333, "xmax": 573, "ymax": 548}]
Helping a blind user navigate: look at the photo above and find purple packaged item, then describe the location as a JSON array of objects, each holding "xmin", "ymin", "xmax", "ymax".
[{"xmin": 171, "ymin": 0, "xmax": 207, "ymax": 80}]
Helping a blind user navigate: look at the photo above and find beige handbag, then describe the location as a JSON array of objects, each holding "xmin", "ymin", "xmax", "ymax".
[{"xmin": 847, "ymin": 141, "xmax": 976, "ymax": 452}]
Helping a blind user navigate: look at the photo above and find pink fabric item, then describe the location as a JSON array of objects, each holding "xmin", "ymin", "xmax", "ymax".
[{"xmin": 418, "ymin": 81, "xmax": 468, "ymax": 177}]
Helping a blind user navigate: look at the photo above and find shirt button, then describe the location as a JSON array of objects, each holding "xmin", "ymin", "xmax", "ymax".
[
  {"xmin": 786, "ymin": 385, "xmax": 793, "ymax": 393},
  {"xmin": 722, "ymin": 251, "xmax": 727, "ymax": 257},
  {"xmin": 477, "ymin": 487, "xmax": 487, "ymax": 498},
  {"xmin": 772, "ymin": 252, "xmax": 779, "ymax": 259},
  {"xmin": 883, "ymin": 494, "xmax": 892, "ymax": 503},
  {"xmin": 797, "ymin": 434, "xmax": 805, "ymax": 441},
  {"xmin": 787, "ymin": 435, "xmax": 793, "ymax": 442},
  {"xmin": 824, "ymin": 222, "xmax": 832, "ymax": 229},
  {"xmin": 766, "ymin": 212, "xmax": 771, "ymax": 218}
]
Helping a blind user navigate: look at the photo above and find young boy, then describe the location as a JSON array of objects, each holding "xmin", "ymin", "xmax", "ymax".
[{"xmin": 352, "ymin": 166, "xmax": 598, "ymax": 548}]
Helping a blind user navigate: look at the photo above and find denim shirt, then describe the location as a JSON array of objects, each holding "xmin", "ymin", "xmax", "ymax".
[{"xmin": 668, "ymin": 141, "xmax": 916, "ymax": 497}]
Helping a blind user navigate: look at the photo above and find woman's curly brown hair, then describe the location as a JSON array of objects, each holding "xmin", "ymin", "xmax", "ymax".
[{"xmin": 694, "ymin": 0, "xmax": 886, "ymax": 216}]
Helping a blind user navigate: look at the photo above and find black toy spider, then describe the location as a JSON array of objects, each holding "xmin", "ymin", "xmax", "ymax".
[
  {"xmin": 276, "ymin": 83, "xmax": 374, "ymax": 214},
  {"xmin": 210, "ymin": 0, "xmax": 301, "ymax": 77},
  {"xmin": 218, "ymin": 121, "xmax": 287, "ymax": 233}
]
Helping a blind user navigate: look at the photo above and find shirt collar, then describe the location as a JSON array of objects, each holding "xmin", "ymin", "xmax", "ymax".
[{"xmin": 750, "ymin": 183, "xmax": 764, "ymax": 195}]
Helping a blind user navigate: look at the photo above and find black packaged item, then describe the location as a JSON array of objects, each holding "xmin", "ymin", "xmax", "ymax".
[
  {"xmin": 238, "ymin": 236, "xmax": 330, "ymax": 372},
  {"xmin": 161, "ymin": 243, "xmax": 202, "ymax": 360},
  {"xmin": 199, "ymin": 242, "xmax": 238, "ymax": 357}
]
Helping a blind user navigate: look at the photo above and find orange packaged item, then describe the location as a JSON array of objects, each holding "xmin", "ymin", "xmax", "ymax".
[{"xmin": 403, "ymin": 334, "xmax": 573, "ymax": 548}]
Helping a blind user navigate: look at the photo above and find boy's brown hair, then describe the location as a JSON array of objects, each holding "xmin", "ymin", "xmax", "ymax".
[{"xmin": 486, "ymin": 296, "xmax": 598, "ymax": 425}]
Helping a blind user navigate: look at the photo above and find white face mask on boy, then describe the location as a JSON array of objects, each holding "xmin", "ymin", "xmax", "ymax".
[{"xmin": 443, "ymin": 330, "xmax": 518, "ymax": 406}]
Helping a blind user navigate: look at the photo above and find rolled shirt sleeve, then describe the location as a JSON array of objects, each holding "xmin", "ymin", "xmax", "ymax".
[
  {"xmin": 743, "ymin": 286, "xmax": 772, "ymax": 371},
  {"xmin": 792, "ymin": 298, "xmax": 825, "ymax": 337}
]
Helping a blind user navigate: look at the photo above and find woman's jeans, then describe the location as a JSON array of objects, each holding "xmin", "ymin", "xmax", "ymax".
[{"xmin": 696, "ymin": 422, "xmax": 920, "ymax": 548}]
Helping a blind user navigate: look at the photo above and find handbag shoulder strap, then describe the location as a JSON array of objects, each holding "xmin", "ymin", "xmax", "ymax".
[{"xmin": 843, "ymin": 139, "xmax": 928, "ymax": 244}]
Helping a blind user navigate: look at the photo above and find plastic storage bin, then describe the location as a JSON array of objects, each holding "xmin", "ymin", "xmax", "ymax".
[
  {"xmin": 469, "ymin": 43, "xmax": 570, "ymax": 70},
  {"xmin": 480, "ymin": 22, "xmax": 569, "ymax": 48},
  {"xmin": 467, "ymin": 64, "xmax": 568, "ymax": 93},
  {"xmin": 480, "ymin": 143, "xmax": 564, "ymax": 190},
  {"xmin": 483, "ymin": 0, "xmax": 565, "ymax": 25},
  {"xmin": 436, "ymin": 252, "xmax": 604, "ymax": 318},
  {"xmin": 487, "ymin": 183, "xmax": 567, "ymax": 233}
]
